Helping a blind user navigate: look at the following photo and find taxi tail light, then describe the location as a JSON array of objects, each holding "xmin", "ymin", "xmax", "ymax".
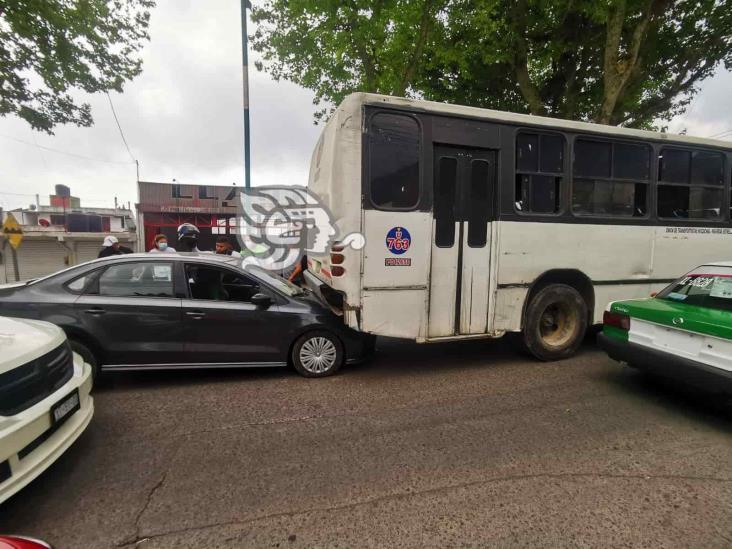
[
  {"xmin": 331, "ymin": 266, "xmax": 345, "ymax": 277},
  {"xmin": 603, "ymin": 311, "xmax": 630, "ymax": 331}
]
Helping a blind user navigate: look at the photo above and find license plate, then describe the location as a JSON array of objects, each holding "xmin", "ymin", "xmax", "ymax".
[
  {"xmin": 51, "ymin": 390, "xmax": 80, "ymax": 425},
  {"xmin": 656, "ymin": 326, "xmax": 702, "ymax": 355}
]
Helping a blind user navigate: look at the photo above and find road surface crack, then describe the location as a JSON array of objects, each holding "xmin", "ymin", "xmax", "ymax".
[{"xmin": 125, "ymin": 470, "xmax": 732, "ymax": 545}]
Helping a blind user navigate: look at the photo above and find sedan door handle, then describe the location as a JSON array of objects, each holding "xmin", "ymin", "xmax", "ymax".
[
  {"xmin": 186, "ymin": 311, "xmax": 206, "ymax": 319},
  {"xmin": 84, "ymin": 308, "xmax": 106, "ymax": 315}
]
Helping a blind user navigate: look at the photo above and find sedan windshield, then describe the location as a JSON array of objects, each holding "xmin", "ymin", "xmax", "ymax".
[
  {"xmin": 245, "ymin": 265, "xmax": 305, "ymax": 296},
  {"xmin": 657, "ymin": 266, "xmax": 732, "ymax": 312}
]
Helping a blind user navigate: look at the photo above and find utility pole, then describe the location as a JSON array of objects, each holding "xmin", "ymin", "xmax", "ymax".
[{"xmin": 241, "ymin": 0, "xmax": 252, "ymax": 189}]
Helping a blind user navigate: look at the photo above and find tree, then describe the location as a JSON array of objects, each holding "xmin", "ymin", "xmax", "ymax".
[
  {"xmin": 252, "ymin": 0, "xmax": 732, "ymax": 128},
  {"xmin": 0, "ymin": 0, "xmax": 155, "ymax": 133},
  {"xmin": 251, "ymin": 0, "xmax": 446, "ymax": 122}
]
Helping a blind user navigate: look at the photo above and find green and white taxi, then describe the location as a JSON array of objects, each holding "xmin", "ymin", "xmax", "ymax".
[{"xmin": 598, "ymin": 262, "xmax": 732, "ymax": 393}]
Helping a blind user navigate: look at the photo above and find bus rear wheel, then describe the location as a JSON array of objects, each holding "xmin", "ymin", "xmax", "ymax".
[{"xmin": 522, "ymin": 284, "xmax": 587, "ymax": 361}]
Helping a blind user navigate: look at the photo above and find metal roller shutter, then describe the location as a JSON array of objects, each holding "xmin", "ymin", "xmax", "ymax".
[
  {"xmin": 13, "ymin": 240, "xmax": 69, "ymax": 281},
  {"xmin": 76, "ymin": 241, "xmax": 102, "ymax": 265}
]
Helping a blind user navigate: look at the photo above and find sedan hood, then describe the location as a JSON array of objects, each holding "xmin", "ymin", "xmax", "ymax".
[{"xmin": 0, "ymin": 316, "xmax": 66, "ymax": 374}]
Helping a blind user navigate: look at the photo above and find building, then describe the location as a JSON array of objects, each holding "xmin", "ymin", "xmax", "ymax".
[
  {"xmin": 136, "ymin": 181, "xmax": 240, "ymax": 252},
  {"xmin": 0, "ymin": 185, "xmax": 136, "ymax": 282}
]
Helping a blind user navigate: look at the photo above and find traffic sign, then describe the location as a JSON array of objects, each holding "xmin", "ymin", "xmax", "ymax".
[{"xmin": 2, "ymin": 212, "xmax": 24, "ymax": 250}]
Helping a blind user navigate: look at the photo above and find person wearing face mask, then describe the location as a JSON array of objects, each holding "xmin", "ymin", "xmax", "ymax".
[{"xmin": 149, "ymin": 234, "xmax": 176, "ymax": 253}]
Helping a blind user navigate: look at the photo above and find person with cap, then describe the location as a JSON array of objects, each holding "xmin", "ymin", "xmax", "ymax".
[
  {"xmin": 177, "ymin": 223, "xmax": 203, "ymax": 252},
  {"xmin": 98, "ymin": 235, "xmax": 133, "ymax": 258},
  {"xmin": 149, "ymin": 234, "xmax": 176, "ymax": 253},
  {"xmin": 214, "ymin": 236, "xmax": 242, "ymax": 258}
]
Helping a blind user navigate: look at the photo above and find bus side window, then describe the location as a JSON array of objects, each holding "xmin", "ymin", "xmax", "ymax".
[
  {"xmin": 658, "ymin": 148, "xmax": 724, "ymax": 220},
  {"xmin": 572, "ymin": 139, "xmax": 650, "ymax": 218},
  {"xmin": 515, "ymin": 132, "xmax": 563, "ymax": 214},
  {"xmin": 369, "ymin": 113, "xmax": 421, "ymax": 210}
]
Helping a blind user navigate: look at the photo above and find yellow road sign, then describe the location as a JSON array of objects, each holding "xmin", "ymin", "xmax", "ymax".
[{"xmin": 2, "ymin": 212, "xmax": 24, "ymax": 250}]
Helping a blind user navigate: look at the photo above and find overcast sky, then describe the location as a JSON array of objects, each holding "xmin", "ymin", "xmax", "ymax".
[{"xmin": 0, "ymin": 0, "xmax": 731, "ymax": 212}]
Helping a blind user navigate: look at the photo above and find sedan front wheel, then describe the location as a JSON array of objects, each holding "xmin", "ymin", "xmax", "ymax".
[{"xmin": 292, "ymin": 330, "xmax": 344, "ymax": 378}]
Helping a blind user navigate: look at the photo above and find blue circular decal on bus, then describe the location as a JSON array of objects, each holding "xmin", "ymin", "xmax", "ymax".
[{"xmin": 386, "ymin": 226, "xmax": 411, "ymax": 255}]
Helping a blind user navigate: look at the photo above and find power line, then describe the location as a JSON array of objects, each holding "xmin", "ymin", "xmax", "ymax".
[
  {"xmin": 707, "ymin": 128, "xmax": 732, "ymax": 138},
  {"xmin": 106, "ymin": 92, "xmax": 136, "ymax": 163},
  {"xmin": 0, "ymin": 133, "xmax": 134, "ymax": 165}
]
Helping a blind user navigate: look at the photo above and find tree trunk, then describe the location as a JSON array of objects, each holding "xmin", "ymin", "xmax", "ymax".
[
  {"xmin": 510, "ymin": 0, "xmax": 546, "ymax": 116},
  {"xmin": 598, "ymin": 0, "xmax": 659, "ymax": 124},
  {"xmin": 397, "ymin": 0, "xmax": 435, "ymax": 96}
]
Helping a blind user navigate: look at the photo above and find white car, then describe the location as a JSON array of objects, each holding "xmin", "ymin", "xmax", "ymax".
[{"xmin": 0, "ymin": 316, "xmax": 94, "ymax": 504}]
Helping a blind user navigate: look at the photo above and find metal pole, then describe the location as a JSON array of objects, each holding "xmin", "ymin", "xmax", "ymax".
[
  {"xmin": 10, "ymin": 245, "xmax": 19, "ymax": 282},
  {"xmin": 240, "ymin": 0, "xmax": 252, "ymax": 189}
]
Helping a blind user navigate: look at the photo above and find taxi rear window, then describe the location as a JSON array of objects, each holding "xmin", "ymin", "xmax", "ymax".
[{"xmin": 657, "ymin": 272, "xmax": 732, "ymax": 312}]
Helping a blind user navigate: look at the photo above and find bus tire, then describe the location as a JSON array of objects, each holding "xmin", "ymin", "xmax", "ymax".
[
  {"xmin": 291, "ymin": 330, "xmax": 344, "ymax": 378},
  {"xmin": 522, "ymin": 283, "xmax": 587, "ymax": 361}
]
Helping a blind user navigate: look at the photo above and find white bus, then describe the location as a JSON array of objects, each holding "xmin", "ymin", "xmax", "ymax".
[{"xmin": 305, "ymin": 93, "xmax": 732, "ymax": 360}]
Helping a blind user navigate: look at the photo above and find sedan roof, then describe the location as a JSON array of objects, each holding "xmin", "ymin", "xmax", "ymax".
[{"xmin": 84, "ymin": 252, "xmax": 243, "ymax": 266}]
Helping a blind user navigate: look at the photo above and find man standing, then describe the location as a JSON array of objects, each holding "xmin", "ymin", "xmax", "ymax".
[
  {"xmin": 177, "ymin": 223, "xmax": 203, "ymax": 252},
  {"xmin": 98, "ymin": 235, "xmax": 133, "ymax": 258},
  {"xmin": 215, "ymin": 236, "xmax": 242, "ymax": 258}
]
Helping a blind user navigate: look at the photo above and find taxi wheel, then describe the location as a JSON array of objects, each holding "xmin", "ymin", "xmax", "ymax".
[
  {"xmin": 523, "ymin": 284, "xmax": 587, "ymax": 361},
  {"xmin": 69, "ymin": 340, "xmax": 99, "ymax": 381},
  {"xmin": 292, "ymin": 330, "xmax": 344, "ymax": 378}
]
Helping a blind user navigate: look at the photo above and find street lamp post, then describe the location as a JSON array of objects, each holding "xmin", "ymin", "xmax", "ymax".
[{"xmin": 240, "ymin": 0, "xmax": 252, "ymax": 189}]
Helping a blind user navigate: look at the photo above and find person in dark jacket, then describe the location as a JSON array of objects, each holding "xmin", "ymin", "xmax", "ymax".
[{"xmin": 98, "ymin": 235, "xmax": 133, "ymax": 258}]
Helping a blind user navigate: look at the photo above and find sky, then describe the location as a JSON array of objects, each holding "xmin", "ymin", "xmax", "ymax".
[{"xmin": 0, "ymin": 0, "xmax": 731, "ymax": 212}]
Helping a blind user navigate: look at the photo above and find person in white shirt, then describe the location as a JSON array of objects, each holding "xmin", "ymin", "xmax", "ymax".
[{"xmin": 149, "ymin": 234, "xmax": 176, "ymax": 253}]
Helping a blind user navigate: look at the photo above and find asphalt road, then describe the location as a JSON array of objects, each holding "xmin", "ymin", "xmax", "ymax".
[{"xmin": 1, "ymin": 337, "xmax": 731, "ymax": 548}]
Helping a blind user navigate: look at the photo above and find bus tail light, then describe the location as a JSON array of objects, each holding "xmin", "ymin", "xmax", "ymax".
[
  {"xmin": 331, "ymin": 266, "xmax": 345, "ymax": 277},
  {"xmin": 330, "ymin": 252, "xmax": 345, "ymax": 265},
  {"xmin": 603, "ymin": 311, "xmax": 630, "ymax": 331},
  {"xmin": 331, "ymin": 241, "xmax": 344, "ymax": 252}
]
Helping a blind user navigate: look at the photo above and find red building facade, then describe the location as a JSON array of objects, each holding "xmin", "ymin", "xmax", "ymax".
[{"xmin": 136, "ymin": 181, "xmax": 240, "ymax": 252}]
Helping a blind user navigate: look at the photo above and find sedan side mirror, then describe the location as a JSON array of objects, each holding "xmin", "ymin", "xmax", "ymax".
[{"xmin": 251, "ymin": 293, "xmax": 272, "ymax": 308}]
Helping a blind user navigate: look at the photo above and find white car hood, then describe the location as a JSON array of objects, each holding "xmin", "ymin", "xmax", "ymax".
[{"xmin": 0, "ymin": 316, "xmax": 66, "ymax": 373}]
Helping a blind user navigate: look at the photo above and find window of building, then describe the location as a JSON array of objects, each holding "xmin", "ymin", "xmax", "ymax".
[
  {"xmin": 50, "ymin": 214, "xmax": 66, "ymax": 226},
  {"xmin": 658, "ymin": 148, "xmax": 724, "ymax": 220},
  {"xmin": 572, "ymin": 139, "xmax": 650, "ymax": 217},
  {"xmin": 515, "ymin": 132, "xmax": 563, "ymax": 214},
  {"xmin": 198, "ymin": 186, "xmax": 214, "ymax": 199},
  {"xmin": 97, "ymin": 263, "xmax": 174, "ymax": 298},
  {"xmin": 172, "ymin": 184, "xmax": 192, "ymax": 199},
  {"xmin": 369, "ymin": 113, "xmax": 420, "ymax": 209}
]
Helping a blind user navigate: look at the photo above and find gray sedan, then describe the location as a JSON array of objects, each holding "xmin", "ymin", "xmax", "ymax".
[{"xmin": 0, "ymin": 254, "xmax": 373, "ymax": 378}]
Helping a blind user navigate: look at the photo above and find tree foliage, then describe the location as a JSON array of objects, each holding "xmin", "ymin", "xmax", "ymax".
[
  {"xmin": 252, "ymin": 0, "xmax": 732, "ymax": 128},
  {"xmin": 0, "ymin": 0, "xmax": 155, "ymax": 133}
]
